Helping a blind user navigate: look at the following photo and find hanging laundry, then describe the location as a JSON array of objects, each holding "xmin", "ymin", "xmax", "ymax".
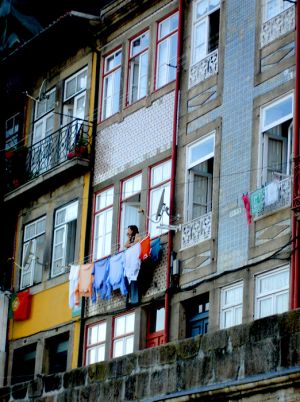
[
  {"xmin": 140, "ymin": 235, "xmax": 151, "ymax": 261},
  {"xmin": 264, "ymin": 181, "xmax": 279, "ymax": 206},
  {"xmin": 242, "ymin": 194, "xmax": 252, "ymax": 224},
  {"xmin": 69, "ymin": 264, "xmax": 80, "ymax": 308},
  {"xmin": 92, "ymin": 258, "xmax": 109, "ymax": 302},
  {"xmin": 250, "ymin": 188, "xmax": 265, "ymax": 215},
  {"xmin": 150, "ymin": 238, "xmax": 162, "ymax": 263},
  {"xmin": 106, "ymin": 252, "xmax": 127, "ymax": 299},
  {"xmin": 125, "ymin": 242, "xmax": 141, "ymax": 283},
  {"xmin": 75, "ymin": 263, "xmax": 93, "ymax": 305},
  {"xmin": 126, "ymin": 280, "xmax": 139, "ymax": 306}
]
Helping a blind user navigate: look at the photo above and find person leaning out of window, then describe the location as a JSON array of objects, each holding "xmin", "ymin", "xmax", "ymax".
[{"xmin": 124, "ymin": 225, "xmax": 141, "ymax": 249}]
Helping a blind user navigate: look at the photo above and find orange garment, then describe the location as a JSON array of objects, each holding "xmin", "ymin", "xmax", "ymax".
[
  {"xmin": 140, "ymin": 235, "xmax": 151, "ymax": 261},
  {"xmin": 75, "ymin": 263, "xmax": 93, "ymax": 305}
]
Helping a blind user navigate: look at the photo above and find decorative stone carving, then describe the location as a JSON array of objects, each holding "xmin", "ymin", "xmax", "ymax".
[
  {"xmin": 261, "ymin": 6, "xmax": 295, "ymax": 48},
  {"xmin": 189, "ymin": 50, "xmax": 218, "ymax": 88},
  {"xmin": 181, "ymin": 212, "xmax": 212, "ymax": 249}
]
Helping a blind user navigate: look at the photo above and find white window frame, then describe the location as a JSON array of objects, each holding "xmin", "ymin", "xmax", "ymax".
[
  {"xmin": 148, "ymin": 160, "xmax": 171, "ymax": 237},
  {"xmin": 220, "ymin": 281, "xmax": 243, "ymax": 329},
  {"xmin": 191, "ymin": 0, "xmax": 220, "ymax": 65},
  {"xmin": 20, "ymin": 217, "xmax": 46, "ymax": 290},
  {"xmin": 155, "ymin": 11, "xmax": 179, "ymax": 89},
  {"xmin": 258, "ymin": 93, "xmax": 293, "ymax": 186},
  {"xmin": 128, "ymin": 31, "xmax": 149, "ymax": 104},
  {"xmin": 93, "ymin": 187, "xmax": 114, "ymax": 260},
  {"xmin": 64, "ymin": 67, "xmax": 87, "ymax": 102},
  {"xmin": 255, "ymin": 266, "xmax": 289, "ymax": 319},
  {"xmin": 262, "ymin": 0, "xmax": 293, "ymax": 22},
  {"xmin": 112, "ymin": 312, "xmax": 135, "ymax": 358},
  {"xmin": 51, "ymin": 200, "xmax": 78, "ymax": 277},
  {"xmin": 101, "ymin": 49, "xmax": 122, "ymax": 120},
  {"xmin": 85, "ymin": 321, "xmax": 107, "ymax": 365},
  {"xmin": 185, "ymin": 132, "xmax": 215, "ymax": 221}
]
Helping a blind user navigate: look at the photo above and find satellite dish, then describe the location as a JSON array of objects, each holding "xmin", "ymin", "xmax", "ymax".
[
  {"xmin": 155, "ymin": 188, "xmax": 165, "ymax": 221},
  {"xmin": 23, "ymin": 240, "xmax": 34, "ymax": 267}
]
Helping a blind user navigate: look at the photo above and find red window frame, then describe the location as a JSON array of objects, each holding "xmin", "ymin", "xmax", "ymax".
[
  {"xmin": 84, "ymin": 321, "xmax": 107, "ymax": 365},
  {"xmin": 154, "ymin": 10, "xmax": 179, "ymax": 91},
  {"xmin": 146, "ymin": 306, "xmax": 165, "ymax": 348},
  {"xmin": 111, "ymin": 311, "xmax": 135, "ymax": 358},
  {"xmin": 99, "ymin": 47, "xmax": 122, "ymax": 122}
]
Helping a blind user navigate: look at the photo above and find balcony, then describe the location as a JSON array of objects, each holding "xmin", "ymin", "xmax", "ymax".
[
  {"xmin": 261, "ymin": 6, "xmax": 295, "ymax": 48},
  {"xmin": 4, "ymin": 119, "xmax": 92, "ymax": 200},
  {"xmin": 189, "ymin": 49, "xmax": 218, "ymax": 89},
  {"xmin": 181, "ymin": 212, "xmax": 212, "ymax": 250},
  {"xmin": 250, "ymin": 178, "xmax": 291, "ymax": 219}
]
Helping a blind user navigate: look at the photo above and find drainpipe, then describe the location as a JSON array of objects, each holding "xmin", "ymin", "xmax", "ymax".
[
  {"xmin": 164, "ymin": 0, "xmax": 183, "ymax": 343},
  {"xmin": 291, "ymin": 0, "xmax": 300, "ymax": 309}
]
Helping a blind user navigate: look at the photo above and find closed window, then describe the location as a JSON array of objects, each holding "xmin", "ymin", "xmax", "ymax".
[
  {"xmin": 120, "ymin": 174, "xmax": 142, "ymax": 249},
  {"xmin": 263, "ymin": 0, "xmax": 293, "ymax": 22},
  {"xmin": 85, "ymin": 321, "xmax": 107, "ymax": 365},
  {"xmin": 51, "ymin": 201, "xmax": 78, "ymax": 277},
  {"xmin": 220, "ymin": 282, "xmax": 243, "ymax": 329},
  {"xmin": 102, "ymin": 49, "xmax": 122, "ymax": 120},
  {"xmin": 260, "ymin": 93, "xmax": 293, "ymax": 185},
  {"xmin": 93, "ymin": 187, "xmax": 114, "ymax": 260},
  {"xmin": 128, "ymin": 31, "xmax": 149, "ymax": 104},
  {"xmin": 44, "ymin": 333, "xmax": 69, "ymax": 374},
  {"xmin": 21, "ymin": 217, "xmax": 46, "ymax": 289},
  {"xmin": 11, "ymin": 343, "xmax": 37, "ymax": 384},
  {"xmin": 113, "ymin": 312, "xmax": 135, "ymax": 358},
  {"xmin": 148, "ymin": 160, "xmax": 171, "ymax": 237},
  {"xmin": 191, "ymin": 0, "xmax": 220, "ymax": 65},
  {"xmin": 186, "ymin": 133, "xmax": 215, "ymax": 220},
  {"xmin": 155, "ymin": 12, "xmax": 179, "ymax": 89},
  {"xmin": 255, "ymin": 266, "xmax": 289, "ymax": 319},
  {"xmin": 5, "ymin": 113, "xmax": 21, "ymax": 150}
]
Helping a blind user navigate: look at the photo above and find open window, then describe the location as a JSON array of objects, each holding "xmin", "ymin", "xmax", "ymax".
[
  {"xmin": 51, "ymin": 200, "xmax": 78, "ymax": 277},
  {"xmin": 44, "ymin": 332, "xmax": 69, "ymax": 374},
  {"xmin": 120, "ymin": 174, "xmax": 142, "ymax": 249},
  {"xmin": 260, "ymin": 93, "xmax": 293, "ymax": 185},
  {"xmin": 191, "ymin": 0, "xmax": 220, "ymax": 65},
  {"xmin": 186, "ymin": 133, "xmax": 215, "ymax": 221},
  {"xmin": 11, "ymin": 343, "xmax": 37, "ymax": 384},
  {"xmin": 20, "ymin": 216, "xmax": 46, "ymax": 289},
  {"xmin": 128, "ymin": 31, "xmax": 149, "ymax": 104},
  {"xmin": 146, "ymin": 306, "xmax": 165, "ymax": 348}
]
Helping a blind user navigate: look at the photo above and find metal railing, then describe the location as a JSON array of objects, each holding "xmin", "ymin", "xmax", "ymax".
[
  {"xmin": 181, "ymin": 211, "xmax": 212, "ymax": 250},
  {"xmin": 4, "ymin": 119, "xmax": 92, "ymax": 192}
]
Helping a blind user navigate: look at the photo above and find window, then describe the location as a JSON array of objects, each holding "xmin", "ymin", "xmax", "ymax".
[
  {"xmin": 5, "ymin": 113, "xmax": 21, "ymax": 150},
  {"xmin": 93, "ymin": 187, "xmax": 114, "ymax": 260},
  {"xmin": 186, "ymin": 133, "xmax": 215, "ymax": 220},
  {"xmin": 263, "ymin": 0, "xmax": 293, "ymax": 22},
  {"xmin": 11, "ymin": 343, "xmax": 36, "ymax": 384},
  {"xmin": 148, "ymin": 160, "xmax": 171, "ymax": 237},
  {"xmin": 20, "ymin": 217, "xmax": 46, "ymax": 289},
  {"xmin": 260, "ymin": 93, "xmax": 293, "ymax": 185},
  {"xmin": 85, "ymin": 321, "xmax": 107, "ymax": 365},
  {"xmin": 191, "ymin": 0, "xmax": 220, "ymax": 65},
  {"xmin": 102, "ymin": 49, "xmax": 122, "ymax": 120},
  {"xmin": 146, "ymin": 306, "xmax": 165, "ymax": 348},
  {"xmin": 255, "ymin": 266, "xmax": 289, "ymax": 319},
  {"xmin": 128, "ymin": 31, "xmax": 149, "ymax": 104},
  {"xmin": 120, "ymin": 174, "xmax": 142, "ymax": 249},
  {"xmin": 156, "ymin": 12, "xmax": 179, "ymax": 89},
  {"xmin": 113, "ymin": 312, "xmax": 135, "ymax": 358},
  {"xmin": 220, "ymin": 282, "xmax": 243, "ymax": 329},
  {"xmin": 51, "ymin": 201, "xmax": 78, "ymax": 277},
  {"xmin": 44, "ymin": 333, "xmax": 69, "ymax": 374},
  {"xmin": 186, "ymin": 295, "xmax": 209, "ymax": 337}
]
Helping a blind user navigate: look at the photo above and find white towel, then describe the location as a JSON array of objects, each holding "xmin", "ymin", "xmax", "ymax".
[
  {"xmin": 124, "ymin": 243, "xmax": 141, "ymax": 284},
  {"xmin": 69, "ymin": 264, "xmax": 80, "ymax": 308}
]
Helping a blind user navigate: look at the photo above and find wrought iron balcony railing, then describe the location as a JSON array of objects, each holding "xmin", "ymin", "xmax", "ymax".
[
  {"xmin": 4, "ymin": 119, "xmax": 92, "ymax": 192},
  {"xmin": 181, "ymin": 211, "xmax": 212, "ymax": 250}
]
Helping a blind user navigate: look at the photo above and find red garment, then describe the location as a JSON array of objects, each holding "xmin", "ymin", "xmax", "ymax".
[
  {"xmin": 75, "ymin": 263, "xmax": 93, "ymax": 305},
  {"xmin": 242, "ymin": 194, "xmax": 252, "ymax": 224},
  {"xmin": 13, "ymin": 290, "xmax": 32, "ymax": 321},
  {"xmin": 140, "ymin": 235, "xmax": 151, "ymax": 261}
]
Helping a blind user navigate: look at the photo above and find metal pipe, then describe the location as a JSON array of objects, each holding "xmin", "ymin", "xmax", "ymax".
[{"xmin": 164, "ymin": 0, "xmax": 183, "ymax": 343}]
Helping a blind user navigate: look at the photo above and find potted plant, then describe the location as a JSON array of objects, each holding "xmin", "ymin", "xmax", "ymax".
[{"xmin": 67, "ymin": 136, "xmax": 88, "ymax": 159}]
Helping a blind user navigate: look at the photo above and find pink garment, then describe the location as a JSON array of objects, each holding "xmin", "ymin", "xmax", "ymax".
[{"xmin": 242, "ymin": 194, "xmax": 252, "ymax": 224}]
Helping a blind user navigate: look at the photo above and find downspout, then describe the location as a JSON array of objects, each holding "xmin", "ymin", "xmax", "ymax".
[
  {"xmin": 291, "ymin": 0, "xmax": 300, "ymax": 310},
  {"xmin": 164, "ymin": 0, "xmax": 183, "ymax": 343}
]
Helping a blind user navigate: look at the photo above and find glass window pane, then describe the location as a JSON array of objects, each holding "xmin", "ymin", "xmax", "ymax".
[
  {"xmin": 235, "ymin": 306, "xmax": 243, "ymax": 325},
  {"xmin": 263, "ymin": 95, "xmax": 293, "ymax": 129},
  {"xmin": 77, "ymin": 70, "xmax": 87, "ymax": 92},
  {"xmin": 157, "ymin": 40, "xmax": 168, "ymax": 88},
  {"xmin": 113, "ymin": 339, "xmax": 124, "ymax": 358},
  {"xmin": 259, "ymin": 298, "xmax": 272, "ymax": 318},
  {"xmin": 65, "ymin": 201, "xmax": 78, "ymax": 223},
  {"xmin": 56, "ymin": 209, "xmax": 66, "ymax": 226},
  {"xmin": 224, "ymin": 310, "xmax": 233, "ymax": 328},
  {"xmin": 88, "ymin": 326, "xmax": 99, "ymax": 346},
  {"xmin": 156, "ymin": 308, "xmax": 165, "ymax": 332},
  {"xmin": 115, "ymin": 316, "xmax": 125, "ymax": 336},
  {"xmin": 66, "ymin": 78, "xmax": 76, "ymax": 99},
  {"xmin": 125, "ymin": 336, "xmax": 134, "ymax": 354},
  {"xmin": 87, "ymin": 348, "xmax": 96, "ymax": 364},
  {"xmin": 125, "ymin": 313, "xmax": 135, "ymax": 333},
  {"xmin": 189, "ymin": 134, "xmax": 215, "ymax": 167},
  {"xmin": 276, "ymin": 292, "xmax": 288, "ymax": 314}
]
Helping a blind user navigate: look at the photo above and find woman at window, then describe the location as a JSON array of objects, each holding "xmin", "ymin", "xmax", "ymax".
[{"xmin": 124, "ymin": 225, "xmax": 141, "ymax": 249}]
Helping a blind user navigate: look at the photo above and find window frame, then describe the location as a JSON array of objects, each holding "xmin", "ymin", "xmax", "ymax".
[
  {"xmin": 51, "ymin": 200, "xmax": 78, "ymax": 278},
  {"xmin": 92, "ymin": 186, "xmax": 114, "ymax": 261},
  {"xmin": 101, "ymin": 48, "xmax": 122, "ymax": 121},
  {"xmin": 85, "ymin": 321, "xmax": 107, "ymax": 365},
  {"xmin": 146, "ymin": 305, "xmax": 165, "ymax": 348},
  {"xmin": 5, "ymin": 113, "xmax": 21, "ymax": 150},
  {"xmin": 112, "ymin": 311, "xmax": 135, "ymax": 358},
  {"xmin": 262, "ymin": 0, "xmax": 293, "ymax": 23},
  {"xmin": 127, "ymin": 30, "xmax": 150, "ymax": 105},
  {"xmin": 255, "ymin": 266, "xmax": 289, "ymax": 319},
  {"xmin": 155, "ymin": 11, "xmax": 179, "ymax": 90},
  {"xmin": 220, "ymin": 281, "xmax": 243, "ymax": 329}
]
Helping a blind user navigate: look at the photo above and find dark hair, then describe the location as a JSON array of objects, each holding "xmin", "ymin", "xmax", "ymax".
[{"xmin": 128, "ymin": 225, "xmax": 139, "ymax": 236}]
